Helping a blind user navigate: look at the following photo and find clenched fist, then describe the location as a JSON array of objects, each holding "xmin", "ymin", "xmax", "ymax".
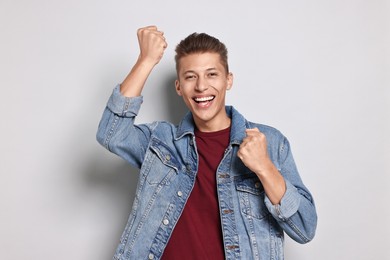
[
  {"xmin": 238, "ymin": 128, "xmax": 286, "ymax": 204},
  {"xmin": 137, "ymin": 25, "xmax": 168, "ymax": 66},
  {"xmin": 237, "ymin": 128, "xmax": 272, "ymax": 175},
  {"xmin": 119, "ymin": 26, "xmax": 168, "ymax": 97}
]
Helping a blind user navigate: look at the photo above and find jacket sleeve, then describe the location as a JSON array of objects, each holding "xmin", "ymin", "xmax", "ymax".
[
  {"xmin": 264, "ymin": 136, "xmax": 318, "ymax": 244},
  {"xmin": 96, "ymin": 85, "xmax": 152, "ymax": 169}
]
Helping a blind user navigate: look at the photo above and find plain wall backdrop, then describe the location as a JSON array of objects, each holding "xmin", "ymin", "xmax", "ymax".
[{"xmin": 1, "ymin": 0, "xmax": 389, "ymax": 259}]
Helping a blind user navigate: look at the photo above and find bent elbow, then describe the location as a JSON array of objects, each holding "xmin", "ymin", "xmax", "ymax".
[{"xmin": 293, "ymin": 214, "xmax": 318, "ymax": 244}]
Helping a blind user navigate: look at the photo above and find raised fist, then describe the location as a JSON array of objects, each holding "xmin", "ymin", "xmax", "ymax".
[{"xmin": 137, "ymin": 25, "xmax": 168, "ymax": 66}]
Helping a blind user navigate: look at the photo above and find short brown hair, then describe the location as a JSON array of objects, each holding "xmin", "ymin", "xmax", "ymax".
[{"xmin": 175, "ymin": 32, "xmax": 229, "ymax": 73}]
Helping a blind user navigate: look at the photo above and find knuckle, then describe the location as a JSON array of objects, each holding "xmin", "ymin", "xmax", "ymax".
[{"xmin": 137, "ymin": 28, "xmax": 144, "ymax": 35}]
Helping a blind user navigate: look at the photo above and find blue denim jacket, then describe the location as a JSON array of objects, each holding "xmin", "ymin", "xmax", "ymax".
[{"xmin": 97, "ymin": 85, "xmax": 317, "ymax": 260}]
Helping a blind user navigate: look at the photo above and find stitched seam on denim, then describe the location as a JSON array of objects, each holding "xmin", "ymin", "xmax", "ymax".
[
  {"xmin": 285, "ymin": 218, "xmax": 310, "ymax": 243},
  {"xmin": 104, "ymin": 115, "xmax": 119, "ymax": 151},
  {"xmin": 270, "ymin": 216, "xmax": 276, "ymax": 260},
  {"xmin": 127, "ymin": 181, "xmax": 165, "ymax": 252},
  {"xmin": 247, "ymin": 214, "xmax": 260, "ymax": 260}
]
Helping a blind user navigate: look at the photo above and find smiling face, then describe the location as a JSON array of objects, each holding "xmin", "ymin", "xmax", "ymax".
[{"xmin": 175, "ymin": 52, "xmax": 233, "ymax": 132}]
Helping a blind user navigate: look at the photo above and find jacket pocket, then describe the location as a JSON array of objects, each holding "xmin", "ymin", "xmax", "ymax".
[
  {"xmin": 142, "ymin": 137, "xmax": 180, "ymax": 185},
  {"xmin": 235, "ymin": 175, "xmax": 269, "ymax": 219}
]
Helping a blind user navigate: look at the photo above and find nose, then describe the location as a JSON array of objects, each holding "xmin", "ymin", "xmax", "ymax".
[{"xmin": 195, "ymin": 77, "xmax": 208, "ymax": 92}]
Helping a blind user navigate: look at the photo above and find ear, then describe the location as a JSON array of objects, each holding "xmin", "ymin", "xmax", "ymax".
[
  {"xmin": 226, "ymin": 72, "xmax": 233, "ymax": 90},
  {"xmin": 175, "ymin": 79, "xmax": 182, "ymax": 96}
]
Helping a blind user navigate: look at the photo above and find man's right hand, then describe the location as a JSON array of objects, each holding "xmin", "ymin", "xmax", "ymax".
[
  {"xmin": 137, "ymin": 26, "xmax": 168, "ymax": 66},
  {"xmin": 119, "ymin": 26, "xmax": 167, "ymax": 97}
]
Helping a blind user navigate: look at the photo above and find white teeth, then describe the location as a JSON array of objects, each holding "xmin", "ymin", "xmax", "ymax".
[{"xmin": 194, "ymin": 96, "xmax": 214, "ymax": 102}]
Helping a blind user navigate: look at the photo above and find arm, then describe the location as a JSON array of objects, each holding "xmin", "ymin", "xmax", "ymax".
[
  {"xmin": 120, "ymin": 25, "xmax": 167, "ymax": 97},
  {"xmin": 96, "ymin": 26, "xmax": 167, "ymax": 167},
  {"xmin": 238, "ymin": 128, "xmax": 286, "ymax": 205},
  {"xmin": 238, "ymin": 128, "xmax": 317, "ymax": 243}
]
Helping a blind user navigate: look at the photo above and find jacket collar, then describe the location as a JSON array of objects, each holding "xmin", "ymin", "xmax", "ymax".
[{"xmin": 175, "ymin": 106, "xmax": 248, "ymax": 145}]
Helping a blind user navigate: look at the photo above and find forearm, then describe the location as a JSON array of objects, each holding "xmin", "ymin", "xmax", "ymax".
[
  {"xmin": 265, "ymin": 181, "xmax": 317, "ymax": 243},
  {"xmin": 254, "ymin": 160, "xmax": 286, "ymax": 205},
  {"xmin": 120, "ymin": 25, "xmax": 167, "ymax": 97},
  {"xmin": 120, "ymin": 57, "xmax": 155, "ymax": 97},
  {"xmin": 244, "ymin": 130, "xmax": 317, "ymax": 242},
  {"xmin": 238, "ymin": 127, "xmax": 286, "ymax": 204}
]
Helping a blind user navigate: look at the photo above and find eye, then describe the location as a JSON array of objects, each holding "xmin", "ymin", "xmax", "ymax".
[
  {"xmin": 185, "ymin": 74, "xmax": 196, "ymax": 80},
  {"xmin": 208, "ymin": 72, "xmax": 218, "ymax": 77}
]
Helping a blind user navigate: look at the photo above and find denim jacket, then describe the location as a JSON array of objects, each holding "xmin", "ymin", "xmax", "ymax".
[{"xmin": 96, "ymin": 85, "xmax": 317, "ymax": 260}]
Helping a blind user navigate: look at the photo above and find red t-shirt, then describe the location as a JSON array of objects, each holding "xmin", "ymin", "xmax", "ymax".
[{"xmin": 161, "ymin": 127, "xmax": 231, "ymax": 260}]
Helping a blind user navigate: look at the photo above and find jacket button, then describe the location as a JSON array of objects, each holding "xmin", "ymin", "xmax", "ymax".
[
  {"xmin": 223, "ymin": 209, "xmax": 234, "ymax": 214},
  {"xmin": 165, "ymin": 154, "xmax": 171, "ymax": 161},
  {"xmin": 255, "ymin": 182, "xmax": 261, "ymax": 188},
  {"xmin": 177, "ymin": 191, "xmax": 183, "ymax": 197},
  {"xmin": 148, "ymin": 253, "xmax": 154, "ymax": 259},
  {"xmin": 163, "ymin": 219, "xmax": 169, "ymax": 225}
]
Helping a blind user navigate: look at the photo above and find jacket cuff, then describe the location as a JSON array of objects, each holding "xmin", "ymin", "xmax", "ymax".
[
  {"xmin": 265, "ymin": 181, "xmax": 301, "ymax": 221},
  {"xmin": 106, "ymin": 84, "xmax": 143, "ymax": 117}
]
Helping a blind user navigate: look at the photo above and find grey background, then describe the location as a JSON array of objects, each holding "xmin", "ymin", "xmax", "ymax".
[{"xmin": 1, "ymin": 0, "xmax": 389, "ymax": 259}]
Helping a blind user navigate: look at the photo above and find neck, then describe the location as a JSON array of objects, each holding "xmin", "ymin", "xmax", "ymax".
[{"xmin": 194, "ymin": 116, "xmax": 231, "ymax": 132}]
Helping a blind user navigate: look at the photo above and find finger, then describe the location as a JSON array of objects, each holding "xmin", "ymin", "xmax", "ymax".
[
  {"xmin": 237, "ymin": 149, "xmax": 244, "ymax": 161},
  {"xmin": 139, "ymin": 29, "xmax": 167, "ymax": 45},
  {"xmin": 150, "ymin": 30, "xmax": 164, "ymax": 36},
  {"xmin": 143, "ymin": 25, "xmax": 158, "ymax": 30},
  {"xmin": 148, "ymin": 30, "xmax": 166, "ymax": 40},
  {"xmin": 240, "ymin": 137, "xmax": 250, "ymax": 146},
  {"xmin": 137, "ymin": 26, "xmax": 164, "ymax": 38},
  {"xmin": 137, "ymin": 26, "xmax": 154, "ymax": 36},
  {"xmin": 245, "ymin": 128, "xmax": 260, "ymax": 134},
  {"xmin": 146, "ymin": 26, "xmax": 164, "ymax": 36},
  {"xmin": 242, "ymin": 132, "xmax": 257, "ymax": 142},
  {"xmin": 246, "ymin": 129, "xmax": 265, "ymax": 140}
]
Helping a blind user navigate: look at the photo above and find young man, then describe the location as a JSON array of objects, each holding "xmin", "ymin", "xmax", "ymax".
[{"xmin": 97, "ymin": 26, "xmax": 317, "ymax": 260}]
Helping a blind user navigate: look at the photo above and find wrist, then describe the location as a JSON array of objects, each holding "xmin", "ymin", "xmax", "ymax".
[
  {"xmin": 254, "ymin": 158, "xmax": 276, "ymax": 177},
  {"xmin": 136, "ymin": 55, "xmax": 157, "ymax": 69}
]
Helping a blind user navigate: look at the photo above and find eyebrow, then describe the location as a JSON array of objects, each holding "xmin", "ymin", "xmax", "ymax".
[{"xmin": 183, "ymin": 68, "xmax": 218, "ymax": 74}]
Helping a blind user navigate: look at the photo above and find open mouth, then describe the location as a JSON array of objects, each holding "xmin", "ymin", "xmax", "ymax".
[{"xmin": 193, "ymin": 96, "xmax": 215, "ymax": 103}]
